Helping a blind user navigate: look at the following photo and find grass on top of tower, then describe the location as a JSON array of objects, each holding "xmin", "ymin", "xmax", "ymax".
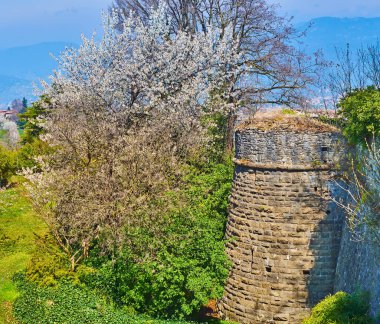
[{"xmin": 237, "ymin": 109, "xmax": 340, "ymax": 133}]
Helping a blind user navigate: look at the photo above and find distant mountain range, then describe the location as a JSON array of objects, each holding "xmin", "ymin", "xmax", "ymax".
[
  {"xmin": 0, "ymin": 42, "xmax": 75, "ymax": 107},
  {"xmin": 0, "ymin": 75, "xmax": 31, "ymax": 105},
  {"xmin": 1, "ymin": 17, "xmax": 380, "ymax": 106}
]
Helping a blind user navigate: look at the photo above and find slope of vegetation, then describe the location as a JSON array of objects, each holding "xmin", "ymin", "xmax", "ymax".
[
  {"xmin": 6, "ymin": 0, "xmax": 380, "ymax": 322},
  {"xmin": 0, "ymin": 183, "xmax": 234, "ymax": 324},
  {"xmin": 0, "ymin": 185, "xmax": 46, "ymax": 323}
]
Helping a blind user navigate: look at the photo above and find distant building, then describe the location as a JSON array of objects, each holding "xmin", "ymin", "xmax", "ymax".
[{"xmin": 0, "ymin": 109, "xmax": 18, "ymax": 122}]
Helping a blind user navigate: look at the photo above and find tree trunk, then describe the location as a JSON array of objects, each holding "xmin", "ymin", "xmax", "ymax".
[{"xmin": 226, "ymin": 109, "xmax": 236, "ymax": 153}]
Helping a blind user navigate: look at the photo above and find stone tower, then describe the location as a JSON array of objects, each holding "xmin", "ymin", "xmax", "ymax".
[{"xmin": 218, "ymin": 113, "xmax": 345, "ymax": 323}]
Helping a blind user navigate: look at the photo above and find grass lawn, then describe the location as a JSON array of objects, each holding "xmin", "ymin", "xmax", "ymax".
[{"xmin": 0, "ymin": 185, "xmax": 46, "ymax": 323}]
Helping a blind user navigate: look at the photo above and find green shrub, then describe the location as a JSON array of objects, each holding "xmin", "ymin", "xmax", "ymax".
[
  {"xmin": 18, "ymin": 109, "xmax": 233, "ymax": 320},
  {"xmin": 13, "ymin": 274, "xmax": 140, "ymax": 324},
  {"xmin": 81, "ymin": 159, "xmax": 234, "ymax": 319},
  {"xmin": 338, "ymin": 86, "xmax": 380, "ymax": 144},
  {"xmin": 0, "ymin": 135, "xmax": 50, "ymax": 187},
  {"xmin": 0, "ymin": 145, "xmax": 16, "ymax": 187},
  {"xmin": 25, "ymin": 234, "xmax": 78, "ymax": 286},
  {"xmin": 19, "ymin": 96, "xmax": 48, "ymax": 145},
  {"xmin": 13, "ymin": 274, "xmax": 195, "ymax": 324},
  {"xmin": 303, "ymin": 291, "xmax": 374, "ymax": 324},
  {"xmin": 15, "ymin": 139, "xmax": 51, "ymax": 169},
  {"xmin": 18, "ymin": 158, "xmax": 233, "ymax": 320}
]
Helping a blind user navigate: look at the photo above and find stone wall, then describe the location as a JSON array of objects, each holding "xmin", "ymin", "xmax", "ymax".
[
  {"xmin": 333, "ymin": 147, "xmax": 380, "ymax": 318},
  {"xmin": 335, "ymin": 223, "xmax": 380, "ymax": 318},
  {"xmin": 235, "ymin": 129, "xmax": 341, "ymax": 166},
  {"xmin": 219, "ymin": 119, "xmax": 345, "ymax": 323}
]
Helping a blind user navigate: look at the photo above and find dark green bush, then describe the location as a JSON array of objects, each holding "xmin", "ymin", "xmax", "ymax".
[
  {"xmin": 19, "ymin": 96, "xmax": 48, "ymax": 145},
  {"xmin": 338, "ymin": 86, "xmax": 380, "ymax": 144},
  {"xmin": 0, "ymin": 145, "xmax": 16, "ymax": 187},
  {"xmin": 81, "ymin": 159, "xmax": 234, "ymax": 319},
  {"xmin": 303, "ymin": 291, "xmax": 374, "ymax": 324},
  {"xmin": 13, "ymin": 274, "xmax": 191, "ymax": 324}
]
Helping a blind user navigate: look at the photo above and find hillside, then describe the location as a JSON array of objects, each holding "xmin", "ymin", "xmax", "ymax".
[
  {"xmin": 0, "ymin": 42, "xmax": 75, "ymax": 106},
  {"xmin": 0, "ymin": 76, "xmax": 32, "ymax": 107}
]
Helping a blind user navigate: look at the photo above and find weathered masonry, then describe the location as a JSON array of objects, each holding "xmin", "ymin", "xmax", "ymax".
[{"xmin": 218, "ymin": 114, "xmax": 345, "ymax": 323}]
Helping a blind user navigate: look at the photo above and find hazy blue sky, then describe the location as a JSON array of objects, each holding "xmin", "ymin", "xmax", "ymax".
[
  {"xmin": 270, "ymin": 0, "xmax": 380, "ymax": 22},
  {"xmin": 1, "ymin": 0, "xmax": 380, "ymax": 48},
  {"xmin": 0, "ymin": 0, "xmax": 111, "ymax": 48}
]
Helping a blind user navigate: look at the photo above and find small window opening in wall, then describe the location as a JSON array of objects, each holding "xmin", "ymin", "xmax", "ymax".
[
  {"xmin": 314, "ymin": 187, "xmax": 318, "ymax": 192},
  {"xmin": 303, "ymin": 269, "xmax": 310, "ymax": 275},
  {"xmin": 265, "ymin": 266, "xmax": 272, "ymax": 272},
  {"xmin": 321, "ymin": 146, "xmax": 329, "ymax": 163}
]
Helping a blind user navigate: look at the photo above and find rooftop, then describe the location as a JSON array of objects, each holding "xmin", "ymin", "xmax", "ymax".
[{"xmin": 0, "ymin": 110, "xmax": 17, "ymax": 114}]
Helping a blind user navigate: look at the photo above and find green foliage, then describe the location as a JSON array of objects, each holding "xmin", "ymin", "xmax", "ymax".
[
  {"xmin": 13, "ymin": 275, "xmax": 151, "ymax": 324},
  {"xmin": 10, "ymin": 103, "xmax": 233, "ymax": 321},
  {"xmin": 13, "ymin": 274, "xmax": 220, "ymax": 324},
  {"xmin": 202, "ymin": 112, "xmax": 229, "ymax": 161},
  {"xmin": 0, "ymin": 186, "xmax": 46, "ymax": 323},
  {"xmin": 81, "ymin": 159, "xmax": 234, "ymax": 319},
  {"xmin": 19, "ymin": 96, "xmax": 48, "ymax": 145},
  {"xmin": 0, "ymin": 145, "xmax": 16, "ymax": 186},
  {"xmin": 338, "ymin": 86, "xmax": 380, "ymax": 144},
  {"xmin": 24, "ymin": 234, "xmax": 74, "ymax": 287},
  {"xmin": 0, "ymin": 129, "xmax": 6, "ymax": 140},
  {"xmin": 281, "ymin": 108, "xmax": 297, "ymax": 115},
  {"xmin": 303, "ymin": 291, "xmax": 374, "ymax": 324},
  {"xmin": 0, "ymin": 139, "xmax": 51, "ymax": 187},
  {"xmin": 16, "ymin": 138, "xmax": 51, "ymax": 168},
  {"xmin": 0, "ymin": 97, "xmax": 51, "ymax": 187}
]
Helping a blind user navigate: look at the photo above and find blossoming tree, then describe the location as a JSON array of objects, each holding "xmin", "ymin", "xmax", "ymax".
[{"xmin": 25, "ymin": 3, "xmax": 239, "ymax": 271}]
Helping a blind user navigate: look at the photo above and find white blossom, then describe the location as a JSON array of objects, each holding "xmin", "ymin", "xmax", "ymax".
[{"xmin": 25, "ymin": 3, "xmax": 240, "ymax": 269}]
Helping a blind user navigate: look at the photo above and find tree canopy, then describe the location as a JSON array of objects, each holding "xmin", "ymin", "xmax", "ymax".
[
  {"xmin": 112, "ymin": 0, "xmax": 321, "ymax": 109},
  {"xmin": 338, "ymin": 86, "xmax": 380, "ymax": 144}
]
